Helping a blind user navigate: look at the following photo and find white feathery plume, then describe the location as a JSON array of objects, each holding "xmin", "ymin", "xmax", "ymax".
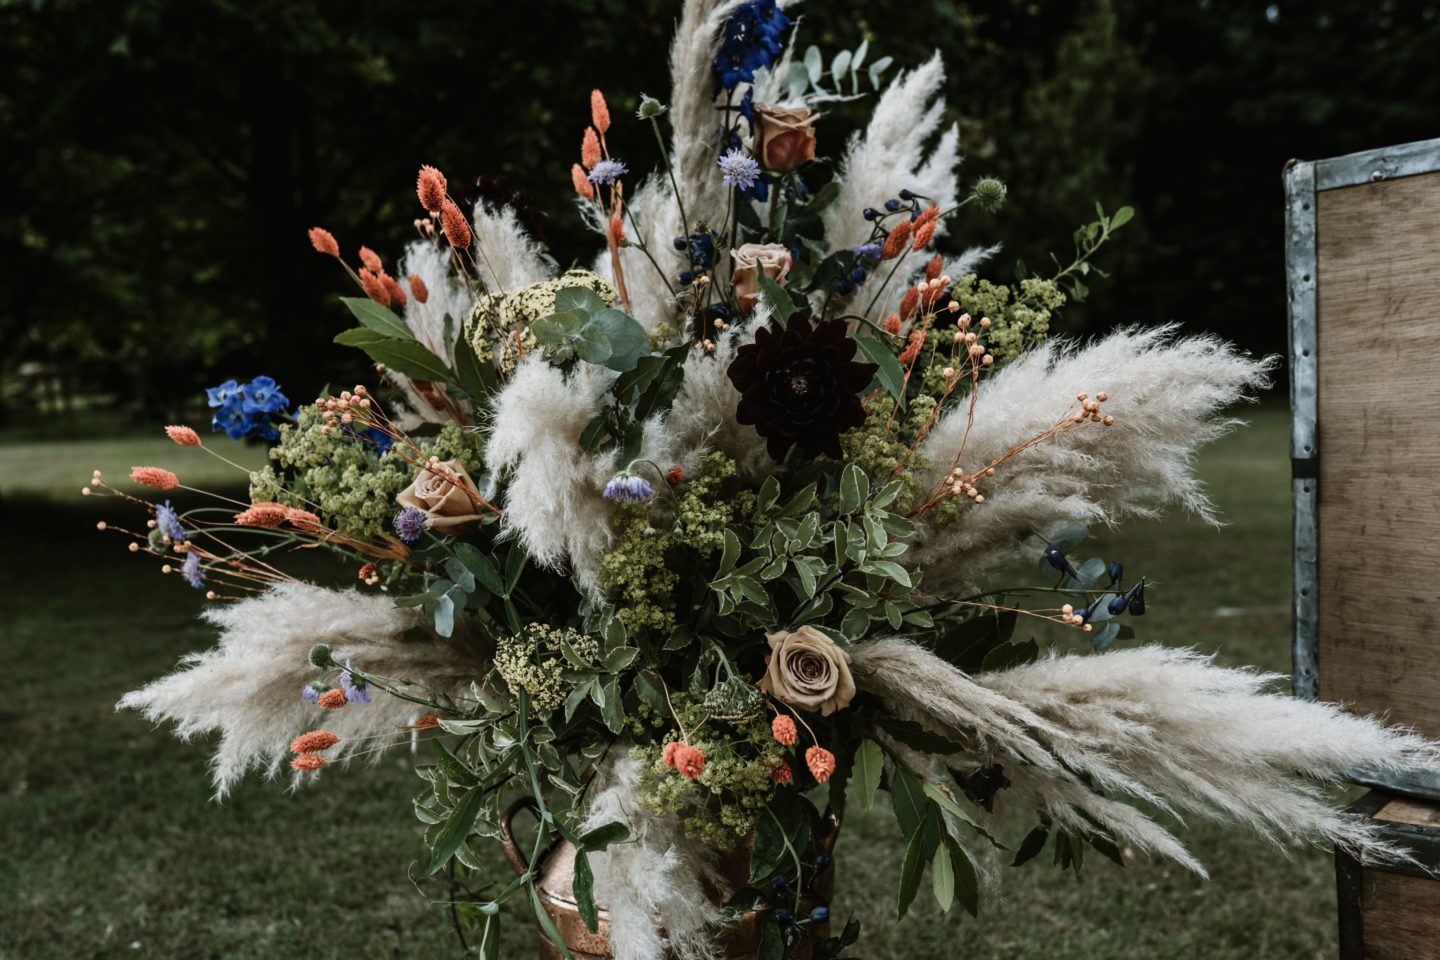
[
  {"xmin": 669, "ymin": 0, "xmax": 746, "ymax": 231},
  {"xmin": 661, "ymin": 326, "xmax": 776, "ymax": 483},
  {"xmin": 596, "ymin": 175, "xmax": 684, "ymax": 336},
  {"xmin": 391, "ymin": 241, "xmax": 479, "ymax": 426},
  {"xmin": 909, "ymin": 325, "xmax": 1275, "ymax": 591},
  {"xmin": 822, "ymin": 53, "xmax": 962, "ymax": 253},
  {"xmin": 469, "ymin": 200, "xmax": 553, "ymax": 293},
  {"xmin": 118, "ymin": 583, "xmax": 485, "ymax": 796},
  {"xmin": 582, "ymin": 753, "xmax": 730, "ymax": 960},
  {"xmin": 848, "ymin": 639, "xmax": 1438, "ymax": 874}
]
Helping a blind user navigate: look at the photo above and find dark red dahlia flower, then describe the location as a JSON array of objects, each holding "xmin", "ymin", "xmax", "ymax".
[{"xmin": 727, "ymin": 314, "xmax": 877, "ymax": 460}]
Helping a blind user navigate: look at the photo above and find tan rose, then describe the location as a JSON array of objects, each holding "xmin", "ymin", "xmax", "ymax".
[
  {"xmin": 759, "ymin": 626, "xmax": 856, "ymax": 716},
  {"xmin": 395, "ymin": 458, "xmax": 485, "ymax": 533},
  {"xmin": 753, "ymin": 104, "xmax": 818, "ymax": 173},
  {"xmin": 731, "ymin": 242, "xmax": 792, "ymax": 314}
]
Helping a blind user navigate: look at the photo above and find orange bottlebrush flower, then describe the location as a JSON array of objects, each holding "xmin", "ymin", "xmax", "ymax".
[
  {"xmin": 358, "ymin": 246, "xmax": 382, "ymax": 272},
  {"xmin": 417, "ymin": 164, "xmax": 448, "ymax": 213},
  {"xmin": 609, "ymin": 212, "xmax": 625, "ymax": 245},
  {"xmin": 899, "ymin": 329, "xmax": 925, "ymax": 366},
  {"xmin": 234, "ymin": 502, "xmax": 289, "ymax": 528},
  {"xmin": 290, "ymin": 752, "xmax": 328, "ymax": 771},
  {"xmin": 381, "ymin": 272, "xmax": 407, "ymax": 307},
  {"xmin": 407, "ymin": 274, "xmax": 429, "ymax": 304},
  {"xmin": 770, "ymin": 761, "xmax": 793, "ymax": 785},
  {"xmin": 898, "ymin": 285, "xmax": 920, "ymax": 320},
  {"xmin": 675, "ymin": 743, "xmax": 705, "ymax": 780},
  {"xmin": 925, "ymin": 254, "xmax": 943, "ymax": 281},
  {"xmin": 316, "ymin": 689, "xmax": 347, "ymax": 710},
  {"xmin": 165, "ymin": 424, "xmax": 201, "ymax": 447},
  {"xmin": 285, "ymin": 507, "xmax": 322, "ymax": 532},
  {"xmin": 881, "ymin": 219, "xmax": 913, "ymax": 260},
  {"xmin": 805, "ymin": 746, "xmax": 836, "ymax": 783},
  {"xmin": 289, "ymin": 730, "xmax": 341, "ymax": 754},
  {"xmin": 130, "ymin": 466, "xmax": 179, "ymax": 490},
  {"xmin": 771, "ymin": 714, "xmax": 798, "ymax": 746},
  {"xmin": 882, "ymin": 313, "xmax": 902, "ymax": 335},
  {"xmin": 440, "ymin": 199, "xmax": 471, "ymax": 251},
  {"xmin": 571, "ymin": 163, "xmax": 595, "ymax": 201},
  {"xmin": 581, "ymin": 127, "xmax": 602, "ymax": 169},
  {"xmin": 359, "ymin": 268, "xmax": 391, "ymax": 307},
  {"xmin": 665, "ymin": 466, "xmax": 684, "ymax": 487},
  {"xmin": 308, "ymin": 227, "xmax": 340, "ymax": 258},
  {"xmin": 662, "ymin": 740, "xmax": 682, "ymax": 769},
  {"xmin": 590, "ymin": 89, "xmax": 611, "ymax": 134},
  {"xmin": 410, "ymin": 714, "xmax": 440, "ymax": 730},
  {"xmin": 912, "ymin": 220, "xmax": 937, "ymax": 252}
]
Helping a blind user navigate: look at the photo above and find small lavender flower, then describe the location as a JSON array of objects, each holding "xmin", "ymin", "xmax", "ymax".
[
  {"xmin": 155, "ymin": 500, "xmax": 186, "ymax": 542},
  {"xmin": 301, "ymin": 683, "xmax": 323, "ymax": 704},
  {"xmin": 586, "ymin": 159, "xmax": 629, "ymax": 185},
  {"xmin": 602, "ymin": 472, "xmax": 655, "ymax": 504},
  {"xmin": 393, "ymin": 506, "xmax": 428, "ymax": 545},
  {"xmin": 718, "ymin": 148, "xmax": 761, "ymax": 190},
  {"xmin": 181, "ymin": 550, "xmax": 205, "ymax": 589},
  {"xmin": 851, "ymin": 242, "xmax": 882, "ymax": 263},
  {"xmin": 340, "ymin": 661, "xmax": 373, "ymax": 704}
]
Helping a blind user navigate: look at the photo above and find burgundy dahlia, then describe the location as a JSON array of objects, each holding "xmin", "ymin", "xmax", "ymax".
[{"xmin": 727, "ymin": 314, "xmax": 877, "ymax": 460}]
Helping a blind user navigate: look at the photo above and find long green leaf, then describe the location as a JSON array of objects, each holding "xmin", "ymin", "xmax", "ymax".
[
  {"xmin": 341, "ymin": 296, "xmax": 413, "ymax": 340},
  {"xmin": 931, "ymin": 842, "xmax": 955, "ymax": 913},
  {"xmin": 896, "ymin": 826, "xmax": 925, "ymax": 919},
  {"xmin": 427, "ymin": 783, "xmax": 486, "ymax": 874},
  {"xmin": 853, "ymin": 334, "xmax": 906, "ymax": 400},
  {"xmin": 854, "ymin": 739, "xmax": 884, "ymax": 812},
  {"xmin": 431, "ymin": 739, "xmax": 479, "ymax": 788},
  {"xmin": 573, "ymin": 848, "xmax": 599, "ymax": 932},
  {"xmin": 360, "ymin": 338, "xmax": 455, "ymax": 383}
]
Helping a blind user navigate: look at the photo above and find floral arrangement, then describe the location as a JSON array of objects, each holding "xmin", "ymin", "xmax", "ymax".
[{"xmin": 104, "ymin": 2, "xmax": 1439, "ymax": 959}]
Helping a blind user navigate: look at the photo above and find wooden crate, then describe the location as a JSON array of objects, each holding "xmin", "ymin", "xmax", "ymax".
[
  {"xmin": 1286, "ymin": 138, "xmax": 1440, "ymax": 798},
  {"xmin": 1336, "ymin": 792, "xmax": 1440, "ymax": 960}
]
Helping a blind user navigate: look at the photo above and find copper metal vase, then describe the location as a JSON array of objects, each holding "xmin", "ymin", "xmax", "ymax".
[{"xmin": 499, "ymin": 797, "xmax": 839, "ymax": 960}]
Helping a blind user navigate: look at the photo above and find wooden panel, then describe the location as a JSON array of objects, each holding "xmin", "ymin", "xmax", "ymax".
[
  {"xmin": 1356, "ymin": 869, "xmax": 1440, "ymax": 960},
  {"xmin": 1316, "ymin": 171, "xmax": 1440, "ymax": 740}
]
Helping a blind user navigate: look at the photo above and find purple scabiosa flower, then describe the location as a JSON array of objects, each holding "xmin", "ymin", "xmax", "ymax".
[
  {"xmin": 718, "ymin": 149, "xmax": 761, "ymax": 190},
  {"xmin": 340, "ymin": 661, "xmax": 373, "ymax": 704},
  {"xmin": 155, "ymin": 500, "xmax": 186, "ymax": 542},
  {"xmin": 181, "ymin": 550, "xmax": 205, "ymax": 589},
  {"xmin": 301, "ymin": 683, "xmax": 324, "ymax": 704},
  {"xmin": 393, "ymin": 506, "xmax": 428, "ymax": 544},
  {"xmin": 586, "ymin": 159, "xmax": 629, "ymax": 185},
  {"xmin": 852, "ymin": 242, "xmax": 882, "ymax": 263},
  {"xmin": 603, "ymin": 472, "xmax": 655, "ymax": 504}
]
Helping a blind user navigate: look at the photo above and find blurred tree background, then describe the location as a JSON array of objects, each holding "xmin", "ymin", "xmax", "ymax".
[{"xmin": 1, "ymin": 0, "xmax": 1437, "ymax": 426}]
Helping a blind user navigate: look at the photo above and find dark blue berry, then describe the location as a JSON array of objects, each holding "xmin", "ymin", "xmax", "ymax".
[
  {"xmin": 772, "ymin": 875, "xmax": 788, "ymax": 891},
  {"xmin": 1128, "ymin": 580, "xmax": 1147, "ymax": 615},
  {"xmin": 814, "ymin": 854, "xmax": 831, "ymax": 870},
  {"xmin": 1045, "ymin": 548, "xmax": 1071, "ymax": 574},
  {"xmin": 862, "ymin": 207, "xmax": 879, "ymax": 220},
  {"xmin": 884, "ymin": 199, "xmax": 901, "ymax": 212},
  {"xmin": 848, "ymin": 266, "xmax": 867, "ymax": 284},
  {"xmin": 678, "ymin": 271, "xmax": 694, "ymax": 285},
  {"xmin": 899, "ymin": 188, "xmax": 915, "ymax": 200},
  {"xmin": 775, "ymin": 908, "xmax": 794, "ymax": 925},
  {"xmin": 810, "ymin": 906, "xmax": 829, "ymax": 923},
  {"xmin": 1107, "ymin": 593, "xmax": 1130, "ymax": 616},
  {"xmin": 672, "ymin": 236, "xmax": 687, "ymax": 250},
  {"xmin": 1107, "ymin": 561, "xmax": 1124, "ymax": 587},
  {"xmin": 837, "ymin": 279, "xmax": 854, "ymax": 296}
]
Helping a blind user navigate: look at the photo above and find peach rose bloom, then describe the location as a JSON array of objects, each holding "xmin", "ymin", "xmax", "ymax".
[
  {"xmin": 759, "ymin": 626, "xmax": 856, "ymax": 716},
  {"xmin": 731, "ymin": 243, "xmax": 792, "ymax": 314},
  {"xmin": 395, "ymin": 459, "xmax": 485, "ymax": 533},
  {"xmin": 753, "ymin": 104, "xmax": 817, "ymax": 173}
]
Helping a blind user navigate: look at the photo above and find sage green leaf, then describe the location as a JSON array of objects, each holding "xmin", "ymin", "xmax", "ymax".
[
  {"xmin": 555, "ymin": 285, "xmax": 608, "ymax": 315},
  {"xmin": 431, "ymin": 739, "xmax": 479, "ymax": 788},
  {"xmin": 854, "ymin": 739, "xmax": 884, "ymax": 812},
  {"xmin": 931, "ymin": 843, "xmax": 955, "ymax": 913},
  {"xmin": 454, "ymin": 543, "xmax": 506, "ymax": 596},
  {"xmin": 341, "ymin": 296, "xmax": 413, "ymax": 340},
  {"xmin": 853, "ymin": 334, "xmax": 906, "ymax": 399},
  {"xmin": 890, "ymin": 765, "xmax": 927, "ymax": 838},
  {"xmin": 949, "ymin": 836, "xmax": 980, "ymax": 916},
  {"xmin": 333, "ymin": 327, "xmax": 392, "ymax": 348},
  {"xmin": 590, "ymin": 308, "xmax": 649, "ymax": 373},
  {"xmin": 361, "ymin": 338, "xmax": 455, "ymax": 383},
  {"xmin": 838, "ymin": 464, "xmax": 869, "ymax": 514},
  {"xmin": 896, "ymin": 826, "xmax": 925, "ymax": 919},
  {"xmin": 573, "ymin": 849, "xmax": 599, "ymax": 932},
  {"xmin": 531, "ymin": 883, "xmax": 575, "ymax": 959},
  {"xmin": 427, "ymin": 783, "xmax": 487, "ymax": 874}
]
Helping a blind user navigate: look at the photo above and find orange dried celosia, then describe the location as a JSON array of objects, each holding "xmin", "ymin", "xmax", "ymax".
[
  {"xmin": 440, "ymin": 199, "xmax": 471, "ymax": 250},
  {"xmin": 359, "ymin": 268, "xmax": 391, "ymax": 307},
  {"xmin": 590, "ymin": 89, "xmax": 611, "ymax": 134},
  {"xmin": 381, "ymin": 272, "xmax": 407, "ymax": 307},
  {"xmin": 130, "ymin": 466, "xmax": 179, "ymax": 490},
  {"xmin": 289, "ymin": 730, "xmax": 341, "ymax": 754},
  {"xmin": 882, "ymin": 312, "xmax": 902, "ymax": 335},
  {"xmin": 771, "ymin": 715, "xmax": 798, "ymax": 746},
  {"xmin": 407, "ymin": 274, "xmax": 429, "ymax": 304},
  {"xmin": 898, "ymin": 285, "xmax": 920, "ymax": 321},
  {"xmin": 234, "ymin": 502, "xmax": 289, "ymax": 528},
  {"xmin": 285, "ymin": 507, "xmax": 322, "ymax": 532},
  {"xmin": 881, "ymin": 219, "xmax": 913, "ymax": 260},
  {"xmin": 290, "ymin": 752, "xmax": 328, "ymax": 771},
  {"xmin": 411, "ymin": 714, "xmax": 440, "ymax": 730},
  {"xmin": 914, "ymin": 205, "xmax": 940, "ymax": 228},
  {"xmin": 770, "ymin": 762, "xmax": 793, "ymax": 785},
  {"xmin": 358, "ymin": 246, "xmax": 383, "ymax": 272},
  {"xmin": 675, "ymin": 743, "xmax": 705, "ymax": 780},
  {"xmin": 165, "ymin": 425, "xmax": 201, "ymax": 447},
  {"xmin": 316, "ymin": 689, "xmax": 347, "ymax": 710},
  {"xmin": 925, "ymin": 254, "xmax": 943, "ymax": 281},
  {"xmin": 665, "ymin": 466, "xmax": 684, "ymax": 488},
  {"xmin": 805, "ymin": 746, "xmax": 836, "ymax": 783},
  {"xmin": 912, "ymin": 219, "xmax": 937, "ymax": 251},
  {"xmin": 571, "ymin": 163, "xmax": 595, "ymax": 201},
  {"xmin": 308, "ymin": 227, "xmax": 340, "ymax": 257},
  {"xmin": 580, "ymin": 127, "xmax": 602, "ymax": 169},
  {"xmin": 899, "ymin": 329, "xmax": 926, "ymax": 366},
  {"xmin": 417, "ymin": 165, "xmax": 447, "ymax": 213}
]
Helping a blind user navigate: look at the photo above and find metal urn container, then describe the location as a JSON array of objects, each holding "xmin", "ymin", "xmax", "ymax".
[{"xmin": 500, "ymin": 797, "xmax": 839, "ymax": 960}]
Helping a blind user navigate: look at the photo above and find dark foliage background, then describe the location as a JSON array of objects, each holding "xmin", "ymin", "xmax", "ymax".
[{"xmin": 2, "ymin": 0, "xmax": 1437, "ymax": 421}]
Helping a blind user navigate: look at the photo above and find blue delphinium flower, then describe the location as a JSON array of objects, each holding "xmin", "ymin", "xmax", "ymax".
[
  {"xmin": 393, "ymin": 506, "xmax": 428, "ymax": 545},
  {"xmin": 718, "ymin": 148, "xmax": 761, "ymax": 190},
  {"xmin": 586, "ymin": 159, "xmax": 629, "ymax": 185},
  {"xmin": 242, "ymin": 375, "xmax": 289, "ymax": 415},
  {"xmin": 181, "ymin": 551, "xmax": 205, "ymax": 589},
  {"xmin": 340, "ymin": 661, "xmax": 373, "ymax": 704},
  {"xmin": 206, "ymin": 379, "xmax": 244, "ymax": 408},
  {"xmin": 713, "ymin": 0, "xmax": 790, "ymax": 91},
  {"xmin": 212, "ymin": 397, "xmax": 252, "ymax": 440},
  {"xmin": 155, "ymin": 500, "xmax": 186, "ymax": 542},
  {"xmin": 603, "ymin": 472, "xmax": 655, "ymax": 504}
]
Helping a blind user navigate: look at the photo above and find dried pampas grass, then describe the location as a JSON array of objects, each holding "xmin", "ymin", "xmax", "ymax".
[
  {"xmin": 849, "ymin": 639, "xmax": 1438, "ymax": 875},
  {"xmin": 470, "ymin": 200, "xmax": 552, "ymax": 293},
  {"xmin": 118, "ymin": 583, "xmax": 487, "ymax": 796},
  {"xmin": 910, "ymin": 325, "xmax": 1276, "ymax": 591},
  {"xmin": 582, "ymin": 753, "xmax": 731, "ymax": 960}
]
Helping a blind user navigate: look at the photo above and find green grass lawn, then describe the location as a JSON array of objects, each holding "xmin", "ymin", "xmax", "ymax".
[{"xmin": 0, "ymin": 401, "xmax": 1335, "ymax": 960}]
